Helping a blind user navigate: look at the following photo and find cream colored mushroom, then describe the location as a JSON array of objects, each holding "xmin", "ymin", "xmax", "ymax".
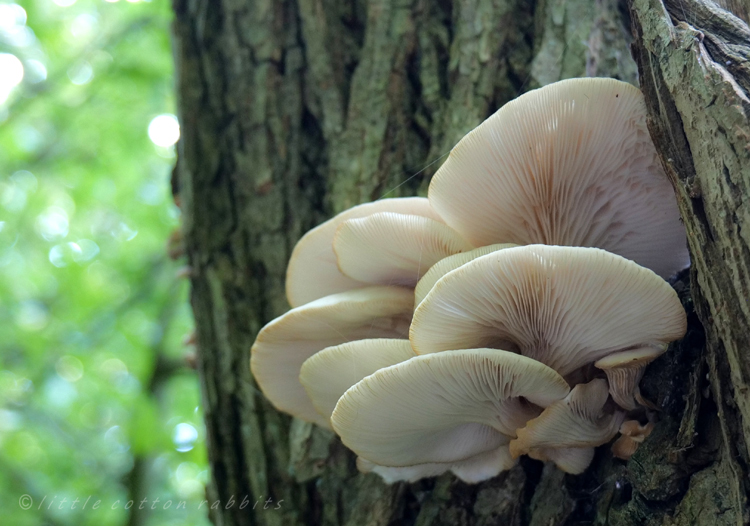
[
  {"xmin": 410, "ymin": 245, "xmax": 687, "ymax": 376},
  {"xmin": 510, "ymin": 379, "xmax": 625, "ymax": 473},
  {"xmin": 250, "ymin": 286, "xmax": 413, "ymax": 428},
  {"xmin": 302, "ymin": 339, "xmax": 514, "ymax": 483},
  {"xmin": 299, "ymin": 339, "xmax": 415, "ymax": 423},
  {"xmin": 594, "ymin": 346, "xmax": 665, "ymax": 410},
  {"xmin": 356, "ymin": 446, "xmax": 516, "ymax": 484},
  {"xmin": 414, "ymin": 243, "xmax": 516, "ymax": 307},
  {"xmin": 331, "ymin": 349, "xmax": 570, "ymax": 478},
  {"xmin": 286, "ymin": 197, "xmax": 443, "ymax": 308},
  {"xmin": 528, "ymin": 447, "xmax": 596, "ymax": 475},
  {"xmin": 428, "ymin": 77, "xmax": 689, "ymax": 279},
  {"xmin": 333, "ymin": 212, "xmax": 474, "ymax": 288}
]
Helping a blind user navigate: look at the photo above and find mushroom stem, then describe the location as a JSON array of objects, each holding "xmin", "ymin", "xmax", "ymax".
[
  {"xmin": 510, "ymin": 379, "xmax": 625, "ymax": 459},
  {"xmin": 594, "ymin": 346, "xmax": 665, "ymax": 411}
]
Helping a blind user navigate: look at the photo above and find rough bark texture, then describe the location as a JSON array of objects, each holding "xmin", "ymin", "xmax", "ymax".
[
  {"xmin": 630, "ymin": 1, "xmax": 750, "ymax": 524},
  {"xmin": 171, "ymin": 0, "xmax": 750, "ymax": 524}
]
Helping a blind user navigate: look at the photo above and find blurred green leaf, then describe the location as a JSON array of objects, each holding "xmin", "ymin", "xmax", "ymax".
[{"xmin": 0, "ymin": 1, "xmax": 207, "ymax": 525}]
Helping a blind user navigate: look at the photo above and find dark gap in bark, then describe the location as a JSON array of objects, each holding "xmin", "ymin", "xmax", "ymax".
[
  {"xmin": 436, "ymin": 0, "xmax": 453, "ymax": 101},
  {"xmin": 617, "ymin": 0, "xmax": 633, "ymax": 33},
  {"xmin": 298, "ymin": 107, "xmax": 328, "ymax": 221},
  {"xmin": 520, "ymin": 456, "xmax": 544, "ymax": 523},
  {"xmin": 339, "ymin": 0, "xmax": 368, "ymax": 112}
]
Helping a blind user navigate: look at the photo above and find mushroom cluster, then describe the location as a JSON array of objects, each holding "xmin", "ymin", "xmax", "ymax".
[{"xmin": 250, "ymin": 78, "xmax": 689, "ymax": 484}]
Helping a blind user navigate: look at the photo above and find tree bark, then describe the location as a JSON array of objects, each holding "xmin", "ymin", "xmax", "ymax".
[{"xmin": 171, "ymin": 0, "xmax": 750, "ymax": 524}]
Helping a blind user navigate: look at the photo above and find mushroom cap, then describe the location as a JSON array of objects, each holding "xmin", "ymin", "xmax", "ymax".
[
  {"xmin": 410, "ymin": 245, "xmax": 687, "ymax": 376},
  {"xmin": 428, "ymin": 77, "xmax": 689, "ymax": 279},
  {"xmin": 595, "ymin": 346, "xmax": 665, "ymax": 410},
  {"xmin": 250, "ymin": 286, "xmax": 413, "ymax": 428},
  {"xmin": 619, "ymin": 420, "xmax": 655, "ymax": 438},
  {"xmin": 594, "ymin": 346, "xmax": 665, "ymax": 370},
  {"xmin": 333, "ymin": 212, "xmax": 474, "ymax": 287},
  {"xmin": 529, "ymin": 447, "xmax": 595, "ymax": 474},
  {"xmin": 331, "ymin": 348, "xmax": 569, "ymax": 467},
  {"xmin": 449, "ymin": 445, "xmax": 517, "ymax": 483},
  {"xmin": 510, "ymin": 379, "xmax": 625, "ymax": 458},
  {"xmin": 357, "ymin": 446, "xmax": 516, "ymax": 484},
  {"xmin": 414, "ymin": 243, "xmax": 516, "ymax": 307},
  {"xmin": 611, "ymin": 435, "xmax": 639, "ymax": 460},
  {"xmin": 612, "ymin": 420, "xmax": 654, "ymax": 460},
  {"xmin": 299, "ymin": 339, "xmax": 415, "ymax": 422},
  {"xmin": 356, "ymin": 457, "xmax": 449, "ymax": 484},
  {"xmin": 286, "ymin": 197, "xmax": 443, "ymax": 307}
]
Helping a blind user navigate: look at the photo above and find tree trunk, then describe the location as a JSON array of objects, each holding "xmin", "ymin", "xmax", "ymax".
[{"xmin": 171, "ymin": 0, "xmax": 750, "ymax": 524}]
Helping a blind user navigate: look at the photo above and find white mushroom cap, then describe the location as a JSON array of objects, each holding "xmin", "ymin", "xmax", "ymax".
[
  {"xmin": 356, "ymin": 457, "xmax": 449, "ymax": 484},
  {"xmin": 299, "ymin": 339, "xmax": 415, "ymax": 423},
  {"xmin": 595, "ymin": 346, "xmax": 665, "ymax": 410},
  {"xmin": 414, "ymin": 243, "xmax": 516, "ymax": 307},
  {"xmin": 331, "ymin": 349, "xmax": 569, "ymax": 467},
  {"xmin": 333, "ymin": 212, "xmax": 474, "ymax": 287},
  {"xmin": 286, "ymin": 198, "xmax": 443, "ymax": 307},
  {"xmin": 528, "ymin": 447, "xmax": 595, "ymax": 475},
  {"xmin": 357, "ymin": 445, "xmax": 516, "ymax": 484},
  {"xmin": 428, "ymin": 77, "xmax": 689, "ymax": 279},
  {"xmin": 410, "ymin": 245, "xmax": 687, "ymax": 376},
  {"xmin": 510, "ymin": 379, "xmax": 625, "ymax": 464},
  {"xmin": 250, "ymin": 286, "xmax": 413, "ymax": 428}
]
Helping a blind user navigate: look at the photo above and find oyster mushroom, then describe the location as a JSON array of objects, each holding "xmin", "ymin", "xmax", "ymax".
[
  {"xmin": 410, "ymin": 245, "xmax": 687, "ymax": 377},
  {"xmin": 299, "ymin": 338, "xmax": 416, "ymax": 423},
  {"xmin": 612, "ymin": 420, "xmax": 655, "ymax": 460},
  {"xmin": 250, "ymin": 286, "xmax": 413, "ymax": 428},
  {"xmin": 286, "ymin": 197, "xmax": 442, "ymax": 307},
  {"xmin": 414, "ymin": 243, "xmax": 516, "ymax": 307},
  {"xmin": 594, "ymin": 346, "xmax": 665, "ymax": 410},
  {"xmin": 428, "ymin": 77, "xmax": 689, "ymax": 279},
  {"xmin": 510, "ymin": 379, "xmax": 625, "ymax": 473},
  {"xmin": 302, "ymin": 339, "xmax": 516, "ymax": 483},
  {"xmin": 331, "ymin": 349, "xmax": 570, "ymax": 481},
  {"xmin": 333, "ymin": 212, "xmax": 474, "ymax": 288}
]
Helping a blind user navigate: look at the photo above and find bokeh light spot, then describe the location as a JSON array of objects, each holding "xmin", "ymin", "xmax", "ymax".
[
  {"xmin": 148, "ymin": 114, "xmax": 180, "ymax": 147},
  {"xmin": 172, "ymin": 423, "xmax": 198, "ymax": 452},
  {"xmin": 36, "ymin": 206, "xmax": 69, "ymax": 241},
  {"xmin": 68, "ymin": 61, "xmax": 93, "ymax": 85},
  {"xmin": 56, "ymin": 355, "xmax": 84, "ymax": 382}
]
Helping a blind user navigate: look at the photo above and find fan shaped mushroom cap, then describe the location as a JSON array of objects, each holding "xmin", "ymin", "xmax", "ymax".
[
  {"xmin": 528, "ymin": 447, "xmax": 595, "ymax": 475},
  {"xmin": 250, "ymin": 286, "xmax": 413, "ymax": 428},
  {"xmin": 428, "ymin": 77, "xmax": 689, "ymax": 279},
  {"xmin": 331, "ymin": 349, "xmax": 570, "ymax": 467},
  {"xmin": 414, "ymin": 243, "xmax": 516, "ymax": 307},
  {"xmin": 299, "ymin": 339, "xmax": 415, "ymax": 422},
  {"xmin": 509, "ymin": 379, "xmax": 625, "ymax": 464},
  {"xmin": 595, "ymin": 346, "xmax": 665, "ymax": 410},
  {"xmin": 357, "ymin": 445, "xmax": 516, "ymax": 484},
  {"xmin": 286, "ymin": 198, "xmax": 443, "ymax": 308},
  {"xmin": 410, "ymin": 245, "xmax": 687, "ymax": 376},
  {"xmin": 333, "ymin": 212, "xmax": 474, "ymax": 287}
]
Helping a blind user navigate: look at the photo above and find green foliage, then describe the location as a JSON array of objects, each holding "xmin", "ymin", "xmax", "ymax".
[{"xmin": 0, "ymin": 1, "xmax": 209, "ymax": 525}]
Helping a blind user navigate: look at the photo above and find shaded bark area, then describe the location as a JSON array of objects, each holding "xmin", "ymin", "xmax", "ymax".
[
  {"xmin": 630, "ymin": 0, "xmax": 750, "ymax": 523},
  {"xmin": 171, "ymin": 0, "xmax": 749, "ymax": 524}
]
